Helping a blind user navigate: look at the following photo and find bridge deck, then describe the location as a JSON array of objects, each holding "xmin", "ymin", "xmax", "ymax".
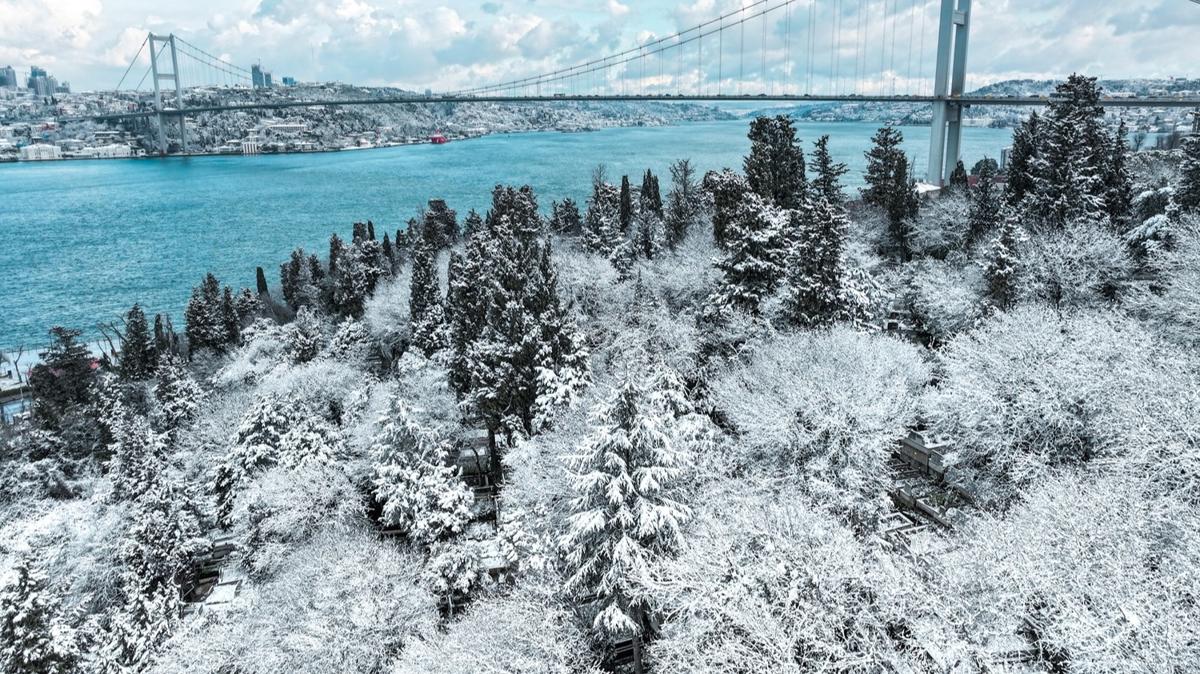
[{"xmin": 67, "ymin": 94, "xmax": 1200, "ymax": 123}]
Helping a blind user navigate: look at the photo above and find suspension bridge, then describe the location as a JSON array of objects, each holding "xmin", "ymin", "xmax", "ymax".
[{"xmin": 75, "ymin": 0, "xmax": 1200, "ymax": 183}]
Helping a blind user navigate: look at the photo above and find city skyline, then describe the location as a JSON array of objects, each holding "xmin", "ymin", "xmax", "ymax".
[{"xmin": 1, "ymin": 0, "xmax": 1198, "ymax": 93}]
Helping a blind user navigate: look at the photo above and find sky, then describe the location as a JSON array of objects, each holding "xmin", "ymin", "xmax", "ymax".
[{"xmin": 1, "ymin": 0, "xmax": 1198, "ymax": 93}]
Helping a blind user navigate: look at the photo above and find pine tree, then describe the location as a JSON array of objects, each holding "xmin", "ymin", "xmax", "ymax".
[
  {"xmin": 984, "ymin": 213, "xmax": 1023, "ymax": 310},
  {"xmin": 948, "ymin": 160, "xmax": 970, "ymax": 190},
  {"xmin": 709, "ymin": 193, "xmax": 788, "ymax": 315},
  {"xmin": 561, "ymin": 379, "xmax": 690, "ymax": 642},
  {"xmin": 634, "ymin": 208, "xmax": 662, "ymax": 260},
  {"xmin": 549, "ymin": 198, "xmax": 583, "ymax": 235},
  {"xmin": 664, "ymin": 159, "xmax": 700, "ymax": 248},
  {"xmin": 618, "ymin": 175, "xmax": 634, "ymax": 234},
  {"xmin": 810, "ymin": 135, "xmax": 848, "ymax": 207},
  {"xmin": 1176, "ymin": 111, "xmax": 1200, "ymax": 213},
  {"xmin": 966, "ymin": 159, "xmax": 1002, "ymax": 249},
  {"xmin": 120, "ymin": 304, "xmax": 155, "ymax": 381},
  {"xmin": 888, "ymin": 159, "xmax": 920, "ymax": 260},
  {"xmin": 0, "ymin": 556, "xmax": 76, "ymax": 674},
  {"xmin": 109, "ymin": 412, "xmax": 167, "ymax": 502},
  {"xmin": 1004, "ymin": 112, "xmax": 1041, "ymax": 206},
  {"xmin": 381, "ymin": 233, "xmax": 396, "ymax": 272},
  {"xmin": 703, "ymin": 168, "xmax": 750, "ymax": 248},
  {"xmin": 371, "ymin": 400, "xmax": 472, "ymax": 544},
  {"xmin": 328, "ymin": 233, "xmax": 346, "ymax": 277},
  {"xmin": 154, "ymin": 352, "xmax": 202, "ymax": 436},
  {"xmin": 286, "ymin": 307, "xmax": 326, "ymax": 364},
  {"xmin": 784, "ymin": 198, "xmax": 862, "ymax": 327},
  {"xmin": 583, "ymin": 182, "xmax": 623, "ymax": 254},
  {"xmin": 29, "ymin": 327, "xmax": 95, "ymax": 427},
  {"xmin": 255, "ymin": 266, "xmax": 270, "ymax": 296},
  {"xmin": 462, "ymin": 209, "xmax": 484, "ymax": 240},
  {"xmin": 184, "ymin": 273, "xmax": 227, "ymax": 354},
  {"xmin": 152, "ymin": 314, "xmax": 173, "ymax": 358},
  {"xmin": 744, "ymin": 115, "xmax": 807, "ymax": 209}
]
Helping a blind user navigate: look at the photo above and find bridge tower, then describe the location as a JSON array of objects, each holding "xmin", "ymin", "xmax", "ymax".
[
  {"xmin": 148, "ymin": 33, "xmax": 187, "ymax": 156},
  {"xmin": 927, "ymin": 0, "xmax": 972, "ymax": 184}
]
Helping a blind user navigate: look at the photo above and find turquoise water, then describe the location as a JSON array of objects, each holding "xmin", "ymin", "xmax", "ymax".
[{"xmin": 0, "ymin": 119, "xmax": 1012, "ymax": 349}]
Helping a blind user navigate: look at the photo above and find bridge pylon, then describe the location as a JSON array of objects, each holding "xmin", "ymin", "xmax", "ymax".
[
  {"xmin": 927, "ymin": 0, "xmax": 971, "ymax": 185},
  {"xmin": 148, "ymin": 33, "xmax": 187, "ymax": 156}
]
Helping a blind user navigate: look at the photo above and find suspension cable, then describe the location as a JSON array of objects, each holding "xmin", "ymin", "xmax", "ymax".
[{"xmin": 115, "ymin": 35, "xmax": 148, "ymax": 91}]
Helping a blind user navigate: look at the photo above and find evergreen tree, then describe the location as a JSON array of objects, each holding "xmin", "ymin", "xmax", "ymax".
[
  {"xmin": 861, "ymin": 126, "xmax": 906, "ymax": 208},
  {"xmin": 984, "ymin": 213, "xmax": 1023, "ymax": 310},
  {"xmin": 810, "ymin": 135, "xmax": 848, "ymax": 207},
  {"xmin": 619, "ymin": 175, "xmax": 634, "ymax": 234},
  {"xmin": 409, "ymin": 242, "xmax": 447, "ymax": 355},
  {"xmin": 381, "ymin": 233, "xmax": 396, "ymax": 272},
  {"xmin": 784, "ymin": 198, "xmax": 863, "ymax": 327},
  {"xmin": 109, "ymin": 413, "xmax": 167, "ymax": 502},
  {"xmin": 104, "ymin": 480, "xmax": 203, "ymax": 673},
  {"xmin": 702, "ymin": 168, "xmax": 750, "ymax": 248},
  {"xmin": 1180, "ymin": 111, "xmax": 1200, "ymax": 213},
  {"xmin": 664, "ymin": 159, "xmax": 700, "ymax": 248},
  {"xmin": 154, "ymin": 353, "xmax": 202, "ymax": 436},
  {"xmin": 485, "ymin": 185, "xmax": 541, "ymax": 242},
  {"xmin": 255, "ymin": 266, "xmax": 270, "ymax": 297},
  {"xmin": 549, "ymin": 198, "xmax": 583, "ymax": 236},
  {"xmin": 462, "ymin": 209, "xmax": 484, "ymax": 240},
  {"xmin": 634, "ymin": 208, "xmax": 662, "ymax": 260},
  {"xmin": 286, "ymin": 307, "xmax": 326, "ymax": 364},
  {"xmin": 371, "ymin": 400, "xmax": 472, "ymax": 544},
  {"xmin": 28, "ymin": 327, "xmax": 95, "ymax": 427},
  {"xmin": 640, "ymin": 169, "xmax": 663, "ymax": 217},
  {"xmin": 967, "ymin": 158, "xmax": 1002, "ymax": 249},
  {"xmin": 583, "ymin": 182, "xmax": 623, "ymax": 254},
  {"xmin": 561, "ymin": 379, "xmax": 690, "ymax": 643},
  {"xmin": 0, "ymin": 556, "xmax": 76, "ymax": 674},
  {"xmin": 744, "ymin": 115, "xmax": 807, "ymax": 209},
  {"xmin": 709, "ymin": 193, "xmax": 788, "ymax": 315},
  {"xmin": 328, "ymin": 233, "xmax": 346, "ymax": 277},
  {"xmin": 423, "ymin": 199, "xmax": 459, "ymax": 248},
  {"xmin": 152, "ymin": 314, "xmax": 174, "ymax": 358},
  {"xmin": 184, "ymin": 273, "xmax": 227, "ymax": 354},
  {"xmin": 1004, "ymin": 112, "xmax": 1041, "ymax": 206},
  {"xmin": 948, "ymin": 160, "xmax": 970, "ymax": 190},
  {"xmin": 233, "ymin": 289, "xmax": 261, "ymax": 326},
  {"xmin": 120, "ymin": 304, "xmax": 155, "ymax": 381},
  {"xmin": 220, "ymin": 286, "xmax": 240, "ymax": 346}
]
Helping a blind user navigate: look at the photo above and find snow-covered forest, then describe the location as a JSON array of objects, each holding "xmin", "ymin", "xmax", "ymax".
[{"xmin": 3, "ymin": 74, "xmax": 1200, "ymax": 673}]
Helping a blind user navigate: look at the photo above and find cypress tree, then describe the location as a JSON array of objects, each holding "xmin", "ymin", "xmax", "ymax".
[
  {"xmin": 221, "ymin": 286, "xmax": 240, "ymax": 346},
  {"xmin": 328, "ymin": 233, "xmax": 346, "ymax": 276},
  {"xmin": 550, "ymin": 198, "xmax": 583, "ymax": 235},
  {"xmin": 861, "ymin": 126, "xmax": 906, "ymax": 209},
  {"xmin": 409, "ymin": 241, "xmax": 445, "ymax": 354},
  {"xmin": 381, "ymin": 233, "xmax": 396, "ymax": 271},
  {"xmin": 153, "ymin": 314, "xmax": 171, "ymax": 356},
  {"xmin": 1102, "ymin": 120, "xmax": 1133, "ymax": 226},
  {"xmin": 640, "ymin": 169, "xmax": 663, "ymax": 218},
  {"xmin": 744, "ymin": 115, "xmax": 808, "ymax": 209},
  {"xmin": 664, "ymin": 159, "xmax": 700, "ymax": 248},
  {"xmin": 184, "ymin": 274, "xmax": 226, "ymax": 354},
  {"xmin": 619, "ymin": 175, "xmax": 634, "ymax": 234},
  {"xmin": 810, "ymin": 135, "xmax": 848, "ymax": 207},
  {"xmin": 462, "ymin": 209, "xmax": 484, "ymax": 240},
  {"xmin": 120, "ymin": 304, "xmax": 155, "ymax": 380},
  {"xmin": 784, "ymin": 198, "xmax": 858, "ymax": 327},
  {"xmin": 255, "ymin": 266, "xmax": 270, "ymax": 296},
  {"xmin": 583, "ymin": 182, "xmax": 623, "ymax": 254}
]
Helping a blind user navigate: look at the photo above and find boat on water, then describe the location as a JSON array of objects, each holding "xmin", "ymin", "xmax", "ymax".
[{"xmin": 430, "ymin": 132, "xmax": 449, "ymax": 144}]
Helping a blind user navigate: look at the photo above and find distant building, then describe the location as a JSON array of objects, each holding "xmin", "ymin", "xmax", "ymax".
[
  {"xmin": 281, "ymin": 76, "xmax": 296, "ymax": 86},
  {"xmin": 27, "ymin": 66, "xmax": 46, "ymax": 89},
  {"xmin": 19, "ymin": 143, "xmax": 61, "ymax": 161},
  {"xmin": 0, "ymin": 66, "xmax": 15, "ymax": 89},
  {"xmin": 55, "ymin": 81, "xmax": 70, "ymax": 94},
  {"xmin": 241, "ymin": 136, "xmax": 260, "ymax": 154},
  {"xmin": 89, "ymin": 144, "xmax": 131, "ymax": 158},
  {"xmin": 251, "ymin": 64, "xmax": 273, "ymax": 89}
]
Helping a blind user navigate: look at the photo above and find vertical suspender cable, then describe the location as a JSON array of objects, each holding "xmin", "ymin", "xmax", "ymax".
[
  {"xmin": 761, "ymin": 7, "xmax": 767, "ymax": 94},
  {"xmin": 833, "ymin": 0, "xmax": 841, "ymax": 95},
  {"xmin": 906, "ymin": 0, "xmax": 915, "ymax": 95},
  {"xmin": 718, "ymin": 16, "xmax": 723, "ymax": 96},
  {"xmin": 917, "ymin": 0, "xmax": 928, "ymax": 96},
  {"xmin": 784, "ymin": 0, "xmax": 792, "ymax": 95}
]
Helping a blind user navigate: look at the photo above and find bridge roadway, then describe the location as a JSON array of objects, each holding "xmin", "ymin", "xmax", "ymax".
[{"xmin": 67, "ymin": 93, "xmax": 1200, "ymax": 123}]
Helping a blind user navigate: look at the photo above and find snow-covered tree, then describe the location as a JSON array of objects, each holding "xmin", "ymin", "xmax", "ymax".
[
  {"xmin": 583, "ymin": 182, "xmax": 623, "ymax": 255},
  {"xmin": 109, "ymin": 412, "xmax": 168, "ymax": 502},
  {"xmin": 371, "ymin": 400, "xmax": 472, "ymax": 544},
  {"xmin": 1179, "ymin": 112, "xmax": 1200, "ymax": 213},
  {"xmin": 861, "ymin": 126, "xmax": 918, "ymax": 258},
  {"xmin": 809, "ymin": 135, "xmax": 847, "ymax": 207},
  {"xmin": 1004, "ymin": 112, "xmax": 1040, "ymax": 206},
  {"xmin": 664, "ymin": 158, "xmax": 701, "ymax": 248},
  {"xmin": 983, "ymin": 212, "xmax": 1023, "ymax": 310},
  {"xmin": 409, "ymin": 242, "xmax": 447, "ymax": 355},
  {"xmin": 966, "ymin": 158, "xmax": 1002, "ymax": 248},
  {"xmin": 744, "ymin": 115, "xmax": 807, "ymax": 209},
  {"xmin": 0, "ymin": 556, "xmax": 76, "ymax": 674},
  {"xmin": 702, "ymin": 168, "xmax": 749, "ymax": 248},
  {"xmin": 948, "ymin": 160, "xmax": 969, "ymax": 190},
  {"xmin": 784, "ymin": 198, "xmax": 865, "ymax": 327},
  {"xmin": 619, "ymin": 175, "xmax": 634, "ymax": 234},
  {"xmin": 120, "ymin": 304, "xmax": 155, "ymax": 380},
  {"xmin": 561, "ymin": 379, "xmax": 691, "ymax": 642},
  {"xmin": 639, "ymin": 168, "xmax": 663, "ymax": 218},
  {"xmin": 184, "ymin": 273, "xmax": 229, "ymax": 354},
  {"xmin": 153, "ymin": 353, "xmax": 202, "ymax": 436},
  {"xmin": 708, "ymin": 192, "xmax": 788, "ymax": 315},
  {"xmin": 285, "ymin": 307, "xmax": 327, "ymax": 364},
  {"xmin": 549, "ymin": 198, "xmax": 583, "ymax": 236}
]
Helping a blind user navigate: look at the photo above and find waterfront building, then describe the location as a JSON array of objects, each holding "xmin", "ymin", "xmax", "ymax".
[
  {"xmin": 0, "ymin": 66, "xmax": 15, "ymax": 88},
  {"xmin": 19, "ymin": 143, "xmax": 61, "ymax": 160},
  {"xmin": 90, "ymin": 144, "xmax": 132, "ymax": 158},
  {"xmin": 241, "ymin": 136, "xmax": 261, "ymax": 154}
]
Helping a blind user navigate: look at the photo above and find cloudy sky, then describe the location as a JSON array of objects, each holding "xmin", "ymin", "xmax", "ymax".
[{"xmin": 1, "ymin": 0, "xmax": 1197, "ymax": 93}]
